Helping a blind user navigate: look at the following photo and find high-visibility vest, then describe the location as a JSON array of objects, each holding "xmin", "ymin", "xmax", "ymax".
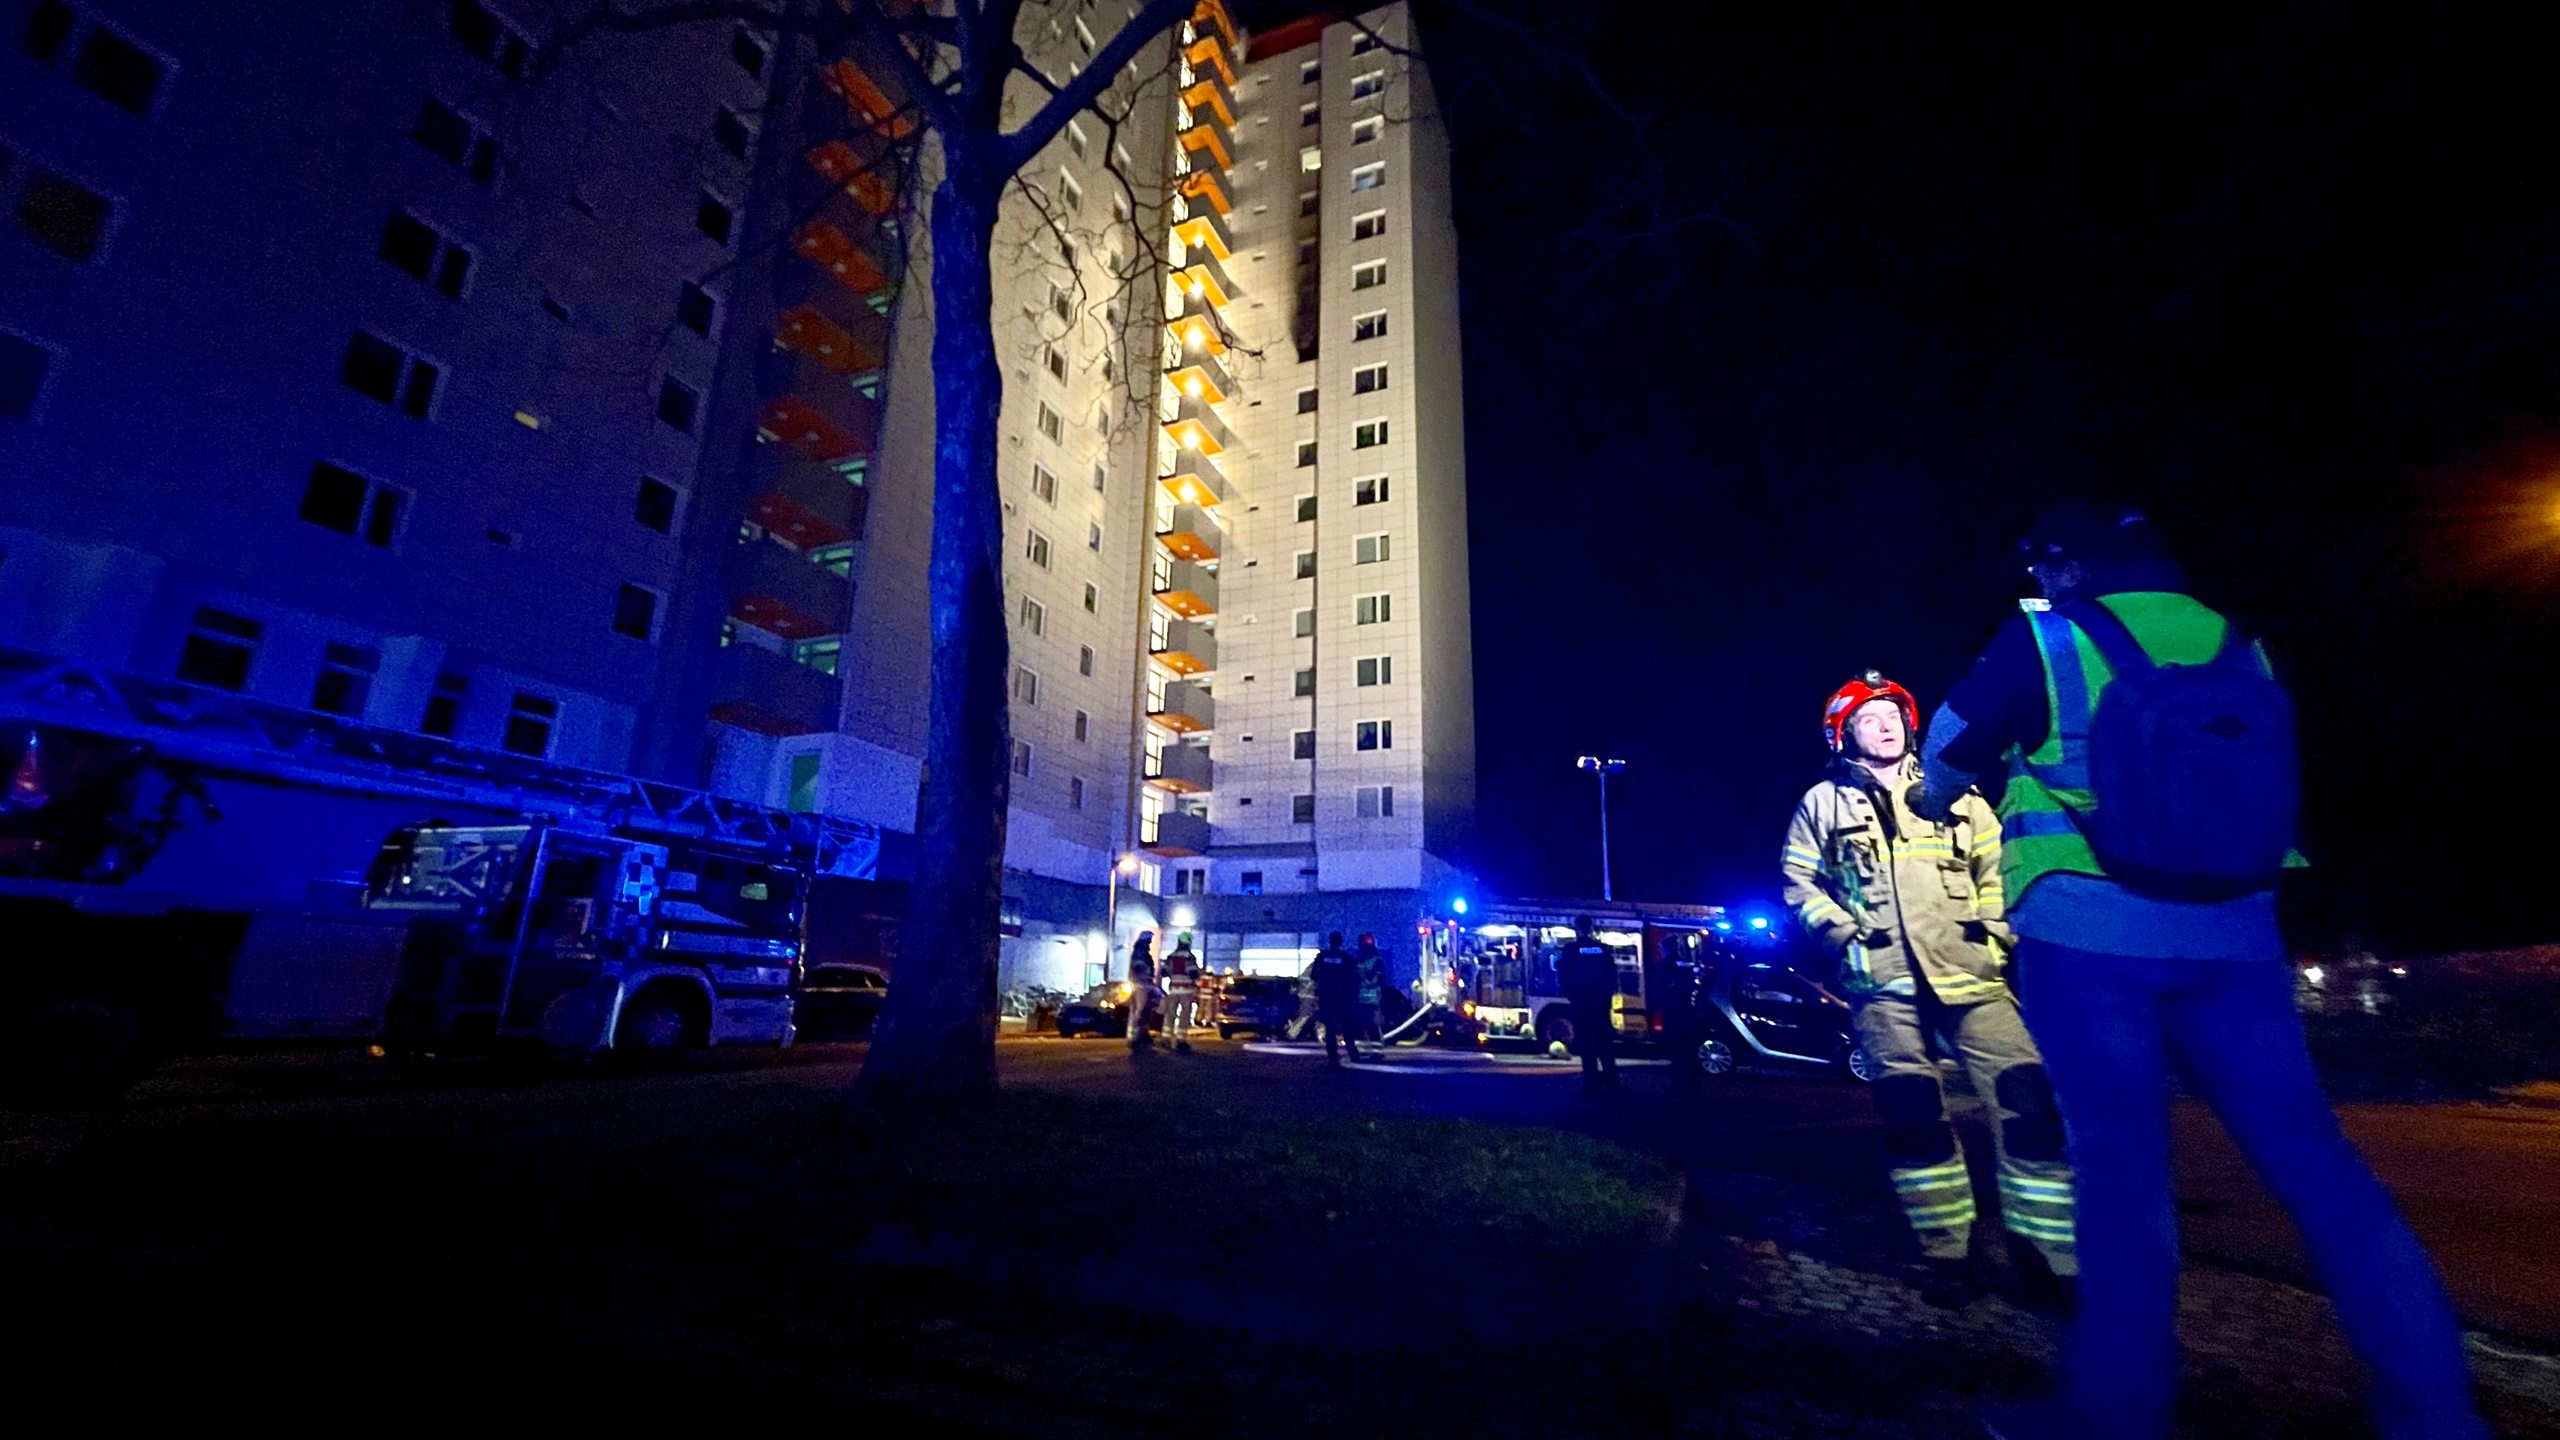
[{"xmin": 2001, "ymin": 591, "xmax": 2256, "ymax": 907}]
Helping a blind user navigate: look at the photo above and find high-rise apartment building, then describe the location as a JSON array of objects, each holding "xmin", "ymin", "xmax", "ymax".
[{"xmin": 0, "ymin": 0, "xmax": 1469, "ymax": 991}]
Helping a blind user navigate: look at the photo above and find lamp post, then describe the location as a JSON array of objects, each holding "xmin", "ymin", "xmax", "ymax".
[
  {"xmin": 1575, "ymin": 756, "xmax": 1627, "ymax": 901},
  {"xmin": 1105, "ymin": 852, "xmax": 1139, "ymax": 975}
]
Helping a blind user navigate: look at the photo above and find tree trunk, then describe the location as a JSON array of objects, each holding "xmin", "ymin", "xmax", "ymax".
[{"xmin": 856, "ymin": 165, "xmax": 1010, "ymax": 1108}]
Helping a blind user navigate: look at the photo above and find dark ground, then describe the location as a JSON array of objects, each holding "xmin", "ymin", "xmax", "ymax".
[{"xmin": 3, "ymin": 1036, "xmax": 2553, "ymax": 1436}]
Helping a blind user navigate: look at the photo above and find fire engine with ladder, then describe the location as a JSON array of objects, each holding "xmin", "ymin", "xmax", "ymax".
[{"xmin": 0, "ymin": 644, "xmax": 878, "ymax": 1096}]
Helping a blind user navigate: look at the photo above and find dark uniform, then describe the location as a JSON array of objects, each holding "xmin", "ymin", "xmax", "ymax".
[
  {"xmin": 1558, "ymin": 919, "xmax": 1619, "ymax": 1089},
  {"xmin": 1308, "ymin": 938, "xmax": 1362, "ymax": 1065}
]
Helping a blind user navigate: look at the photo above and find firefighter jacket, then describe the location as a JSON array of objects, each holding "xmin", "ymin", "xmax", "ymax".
[{"xmin": 1781, "ymin": 757, "xmax": 2010, "ymax": 1004}]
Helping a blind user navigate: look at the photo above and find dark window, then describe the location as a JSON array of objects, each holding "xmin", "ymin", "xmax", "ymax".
[
  {"xmin": 311, "ymin": 642, "xmax": 378, "ymax": 717},
  {"xmin": 675, "ymin": 282, "xmax": 715, "ymax": 336},
  {"xmin": 379, "ymin": 212, "xmax": 437, "ymax": 279},
  {"xmin": 299, "ymin": 462, "xmax": 367, "ymax": 534},
  {"xmin": 696, "ymin": 193, "xmax": 734, "ymax": 244},
  {"xmin": 401, "ymin": 359, "xmax": 438, "ymax": 418},
  {"xmin": 1293, "ymin": 667, "xmax": 1315, "ymax": 697},
  {"xmin": 16, "ymin": 169, "xmax": 112, "ymax": 262},
  {"xmin": 1241, "ymin": 871, "xmax": 1263, "ymax": 895},
  {"xmin": 340, "ymin": 332, "xmax": 404, "ymax": 403},
  {"xmin": 72, "ymin": 25, "xmax": 166, "ymax": 115},
  {"xmin": 656, "ymin": 377, "xmax": 699, "ymax": 432},
  {"xmin": 1292, "ymin": 794, "xmax": 1316, "ymax": 824},
  {"xmin": 635, "ymin": 476, "xmax": 678, "ymax": 534},
  {"xmin": 177, "ymin": 608, "xmax": 261, "ymax": 692},
  {"xmin": 1296, "ymin": 387, "xmax": 1318, "ymax": 414},
  {"xmin": 414, "ymin": 98, "xmax": 469, "ymax": 165},
  {"xmin": 612, "ymin": 583, "xmax": 658, "ymax": 640},
  {"xmin": 20, "ymin": 2, "xmax": 73, "ymax": 64},
  {"xmin": 712, "ymin": 107, "xmax": 750, "ymax": 157},
  {"xmin": 0, "ymin": 331, "xmax": 54, "ymax": 419},
  {"xmin": 421, "ymin": 672, "xmax": 466, "ymax": 737},
  {"xmin": 1292, "ymin": 730, "xmax": 1315, "ymax": 760},
  {"xmin": 539, "ymin": 294, "xmax": 568, "ymax": 321},
  {"xmin": 364, "ymin": 484, "xmax": 404, "ymax": 546},
  {"xmin": 503, "ymin": 692, "xmax": 557, "ymax": 756},
  {"xmin": 730, "ymin": 25, "xmax": 766, "ymax": 76},
  {"xmin": 449, "ymin": 0, "xmax": 528, "ymax": 78},
  {"xmin": 435, "ymin": 246, "xmax": 472, "ymax": 298},
  {"xmin": 1296, "ymin": 495, "xmax": 1317, "ymax": 522}
]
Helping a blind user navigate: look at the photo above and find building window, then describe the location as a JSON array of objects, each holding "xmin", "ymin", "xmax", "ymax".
[
  {"xmin": 1292, "ymin": 729, "xmax": 1315, "ymax": 760},
  {"xmin": 379, "ymin": 212, "xmax": 473, "ymax": 298},
  {"xmin": 1353, "ymin": 210, "xmax": 1387, "ymax": 241},
  {"xmin": 676, "ymin": 282, "xmax": 717, "ymax": 336},
  {"xmin": 1092, "ymin": 463, "xmax": 1108, "ymax": 493},
  {"xmin": 449, "ymin": 0, "xmax": 529, "ymax": 77},
  {"xmin": 731, "ymin": 25, "xmax": 767, "ymax": 75},
  {"xmin": 1355, "ymin": 785, "xmax": 1394, "ymax": 818},
  {"xmin": 1292, "ymin": 793, "xmax": 1316, "ymax": 824},
  {"xmin": 1349, "ymin": 161, "xmax": 1385, "ymax": 192},
  {"xmin": 1298, "ymin": 190, "xmax": 1320, "ymax": 217},
  {"xmin": 1356, "ymin": 655, "xmax": 1392, "ymax": 686},
  {"xmin": 1012, "ymin": 666, "xmax": 1040, "ymax": 706},
  {"xmin": 1059, "ymin": 171, "xmax": 1083, "ymax": 213},
  {"xmin": 415, "ymin": 98, "xmax": 501, "ymax": 186},
  {"xmin": 22, "ymin": 3, "xmax": 170, "ymax": 116},
  {"xmin": 1294, "ymin": 551, "xmax": 1316, "ymax": 580},
  {"xmin": 809, "ymin": 542, "xmax": 856, "ymax": 577},
  {"xmin": 1294, "ymin": 607, "xmax": 1316, "ymax": 638},
  {"xmin": 1355, "ymin": 420, "xmax": 1390, "ymax": 450},
  {"xmin": 311, "ymin": 642, "xmax": 380, "ymax": 717},
  {"xmin": 1355, "ymin": 532, "xmax": 1391, "ymax": 564},
  {"xmin": 612, "ymin": 583, "xmax": 661, "ymax": 641},
  {"xmin": 1031, "ymin": 462, "xmax": 1059, "ymax": 504},
  {"xmin": 1087, "ymin": 521, "xmax": 1103, "ymax": 551},
  {"xmin": 1074, "ymin": 16, "xmax": 1096, "ymax": 52},
  {"xmin": 1355, "ymin": 475, "xmax": 1391, "ymax": 505},
  {"xmin": 1019, "ymin": 596, "xmax": 1047, "ymax": 635},
  {"xmin": 177, "ymin": 607, "xmax": 261, "ymax": 692},
  {"xmin": 1078, "ymin": 644, "xmax": 1095, "ymax": 677},
  {"xmin": 1299, "ymin": 145, "xmax": 1323, "ymax": 175},
  {"xmin": 0, "ymin": 329, "xmax": 58, "ymax": 419},
  {"xmin": 1296, "ymin": 440, "xmax": 1318, "ymax": 468},
  {"xmin": 1300, "ymin": 102, "xmax": 1320, "ymax": 127},
  {"xmin": 1066, "ymin": 120, "xmax": 1091, "ymax": 159},
  {"xmin": 696, "ymin": 192, "xmax": 735, "ymax": 244},
  {"xmin": 341, "ymin": 332, "xmax": 440, "ymax": 419},
  {"xmin": 636, "ymin": 476, "xmax": 682, "ymax": 535},
  {"xmin": 794, "ymin": 637, "xmax": 841, "ymax": 674},
  {"xmin": 1293, "ymin": 668, "xmax": 1315, "ymax": 698},
  {"xmin": 1296, "ymin": 387, "xmax": 1318, "ymax": 414},
  {"xmin": 1036, "ymin": 402, "xmax": 1063, "ymax": 442},
  {"xmin": 712, "ymin": 107, "xmax": 753, "ymax": 157},
  {"xmin": 1050, "ymin": 284, "xmax": 1074, "ymax": 324},
  {"xmin": 1351, "ymin": 31, "xmax": 1382, "ymax": 56},
  {"xmin": 1074, "ymin": 709, "xmax": 1091, "ymax": 743},
  {"xmin": 421, "ymin": 671, "xmax": 467, "ymax": 738},
  {"xmin": 657, "ymin": 376, "xmax": 700, "ymax": 432},
  {"xmin": 1043, "ymin": 344, "xmax": 1068, "ymax": 381},
  {"xmin": 1350, "ymin": 116, "xmax": 1383, "ymax": 146},
  {"xmin": 1354, "ymin": 364, "xmax": 1389, "ymax": 395},
  {"xmin": 501, "ymin": 693, "xmax": 556, "ymax": 756},
  {"xmin": 299, "ymin": 461, "xmax": 407, "ymax": 548},
  {"xmin": 1355, "ymin": 593, "xmax": 1391, "ymax": 625},
  {"xmin": 1352, "ymin": 259, "xmax": 1386, "ymax": 290},
  {"xmin": 1241, "ymin": 870, "xmax": 1264, "ymax": 895},
  {"xmin": 1353, "ymin": 310, "xmax": 1388, "ymax": 341},
  {"xmin": 1296, "ymin": 495, "xmax": 1318, "ymax": 523},
  {"xmin": 1025, "ymin": 529, "xmax": 1053, "ymax": 568},
  {"xmin": 13, "ymin": 163, "xmax": 114, "ymax": 262},
  {"xmin": 1082, "ymin": 581, "xmax": 1098, "ymax": 613},
  {"xmin": 1299, "ymin": 60, "xmax": 1321, "ymax": 84},
  {"xmin": 1012, "ymin": 740, "xmax": 1035, "ymax": 777},
  {"xmin": 1069, "ymin": 776, "xmax": 1086, "ymax": 811},
  {"xmin": 1351, "ymin": 69, "xmax": 1387, "ymax": 99}
]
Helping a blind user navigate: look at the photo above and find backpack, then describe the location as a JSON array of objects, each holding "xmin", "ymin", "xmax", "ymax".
[{"xmin": 2062, "ymin": 602, "xmax": 2300, "ymax": 900}]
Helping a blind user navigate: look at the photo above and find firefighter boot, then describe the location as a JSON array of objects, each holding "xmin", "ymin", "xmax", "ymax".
[{"xmin": 1919, "ymin": 1254, "xmax": 1978, "ymax": 1310}]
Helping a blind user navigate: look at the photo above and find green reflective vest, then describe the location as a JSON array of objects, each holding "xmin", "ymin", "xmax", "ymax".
[{"xmin": 2000, "ymin": 592, "xmax": 2252, "ymax": 907}]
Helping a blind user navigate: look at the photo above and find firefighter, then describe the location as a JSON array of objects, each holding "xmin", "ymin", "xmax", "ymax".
[
  {"xmin": 1308, "ymin": 931, "xmax": 1362, "ymax": 1065},
  {"xmin": 1161, "ymin": 932, "xmax": 1201, "ymax": 1054},
  {"xmin": 1125, "ymin": 930, "xmax": 1158, "ymax": 1054},
  {"xmin": 1558, "ymin": 915, "xmax": 1619, "ymax": 1091},
  {"xmin": 1781, "ymin": 672, "xmax": 2077, "ymax": 1309}
]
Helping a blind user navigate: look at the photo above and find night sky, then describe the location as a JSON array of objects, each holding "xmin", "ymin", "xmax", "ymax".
[{"xmin": 1402, "ymin": 3, "xmax": 2560, "ymax": 951}]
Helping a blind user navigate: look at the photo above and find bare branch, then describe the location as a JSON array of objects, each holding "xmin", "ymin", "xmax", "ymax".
[{"xmin": 997, "ymin": 0, "xmax": 1190, "ymax": 175}]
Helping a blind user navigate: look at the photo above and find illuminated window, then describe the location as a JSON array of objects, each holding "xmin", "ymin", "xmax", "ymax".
[{"xmin": 1349, "ymin": 161, "xmax": 1384, "ymax": 192}]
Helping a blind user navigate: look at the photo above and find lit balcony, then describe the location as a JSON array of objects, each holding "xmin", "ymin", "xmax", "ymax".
[
  {"xmin": 1180, "ymin": 69, "xmax": 1237, "ymax": 137},
  {"xmin": 807, "ymin": 139, "xmax": 900, "ymax": 216},
  {"xmin": 793, "ymin": 219, "xmax": 897, "ymax": 303},
  {"xmin": 1160, "ymin": 393, "xmax": 1236, "ymax": 458},
  {"xmin": 1146, "ymin": 740, "xmax": 1214, "ymax": 793},
  {"xmin": 1156, "ymin": 500, "xmax": 1222, "ymax": 560},
  {"xmin": 1171, "ymin": 207, "xmax": 1233, "ymax": 264},
  {"xmin": 1171, "ymin": 250, "xmax": 1239, "ymax": 311},
  {"xmin": 1165, "ymin": 348, "xmax": 1234, "ymax": 406},
  {"xmin": 759, "ymin": 349, "xmax": 880, "ymax": 463},
  {"xmin": 728, "ymin": 539, "xmax": 853, "ymax": 641},
  {"xmin": 745, "ymin": 447, "xmax": 867, "ymax": 549},
  {"xmin": 1153, "ymin": 558, "xmax": 1217, "ymax": 618},
  {"xmin": 1178, "ymin": 168, "xmax": 1230, "ymax": 216},
  {"xmin": 774, "ymin": 267, "xmax": 890, "ymax": 370},
  {"xmin": 709, "ymin": 642, "xmax": 839, "ymax": 737},
  {"xmin": 1164, "ymin": 301, "xmax": 1228, "ymax": 359},
  {"xmin": 1183, "ymin": 32, "xmax": 1235, "ymax": 89},
  {"xmin": 822, "ymin": 56, "xmax": 918, "ymax": 141},
  {"xmin": 1191, "ymin": 0, "xmax": 1238, "ymax": 54},
  {"xmin": 1144, "ymin": 809, "xmax": 1211, "ymax": 856},
  {"xmin": 1177, "ymin": 119, "xmax": 1232, "ymax": 176},
  {"xmin": 1148, "ymin": 680, "xmax": 1216, "ymax": 735},
  {"xmin": 1150, "ymin": 617, "xmax": 1217, "ymax": 676}
]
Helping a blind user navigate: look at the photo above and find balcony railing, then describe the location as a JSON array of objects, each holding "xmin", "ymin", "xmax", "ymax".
[
  {"xmin": 1149, "ymin": 618, "xmax": 1216, "ymax": 676},
  {"xmin": 726, "ymin": 538, "xmax": 854, "ymax": 640},
  {"xmin": 1156, "ymin": 500, "xmax": 1221, "ymax": 560},
  {"xmin": 774, "ymin": 268, "xmax": 890, "ymax": 370},
  {"xmin": 1165, "ymin": 349, "xmax": 1234, "ymax": 406},
  {"xmin": 743, "ymin": 447, "xmax": 867, "ymax": 549},
  {"xmin": 1171, "ymin": 207, "xmax": 1233, "ymax": 264},
  {"xmin": 1145, "ymin": 809, "xmax": 1211, "ymax": 856},
  {"xmin": 1146, "ymin": 740, "xmax": 1214, "ymax": 793},
  {"xmin": 1160, "ymin": 393, "xmax": 1236, "ymax": 458},
  {"xmin": 1147, "ymin": 680, "xmax": 1216, "ymax": 735},
  {"xmin": 1172, "ymin": 249, "xmax": 1239, "ymax": 311},
  {"xmin": 708, "ymin": 642, "xmax": 840, "ymax": 737},
  {"xmin": 1153, "ymin": 558, "xmax": 1217, "ymax": 618},
  {"xmin": 821, "ymin": 56, "xmax": 918, "ymax": 141},
  {"xmin": 758, "ymin": 350, "xmax": 880, "ymax": 463}
]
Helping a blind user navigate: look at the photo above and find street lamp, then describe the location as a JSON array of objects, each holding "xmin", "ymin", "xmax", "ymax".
[
  {"xmin": 1105, "ymin": 853, "xmax": 1139, "ymax": 975},
  {"xmin": 1575, "ymin": 756, "xmax": 1627, "ymax": 901}
]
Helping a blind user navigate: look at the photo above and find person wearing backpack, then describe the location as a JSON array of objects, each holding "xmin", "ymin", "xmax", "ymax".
[
  {"xmin": 1910, "ymin": 502, "xmax": 2486, "ymax": 1440},
  {"xmin": 1782, "ymin": 672, "xmax": 2078, "ymax": 1310},
  {"xmin": 1161, "ymin": 933, "xmax": 1202, "ymax": 1054}
]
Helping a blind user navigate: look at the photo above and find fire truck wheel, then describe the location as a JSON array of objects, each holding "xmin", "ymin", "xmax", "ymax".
[
  {"xmin": 5, "ymin": 992, "xmax": 146, "ymax": 1101},
  {"xmin": 613, "ymin": 986, "xmax": 702, "ymax": 1065}
]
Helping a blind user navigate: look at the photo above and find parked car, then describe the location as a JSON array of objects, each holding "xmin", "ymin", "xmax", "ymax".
[
  {"xmin": 796, "ymin": 964, "xmax": 889, "ymax": 1041},
  {"xmin": 1056, "ymin": 980, "xmax": 1156, "ymax": 1039},
  {"xmin": 1691, "ymin": 961, "xmax": 1877, "ymax": 1082},
  {"xmin": 1215, "ymin": 975, "xmax": 1300, "ymax": 1040}
]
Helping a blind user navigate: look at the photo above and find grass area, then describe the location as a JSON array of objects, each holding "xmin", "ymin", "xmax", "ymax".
[{"xmin": 2309, "ymin": 972, "xmax": 2560, "ymax": 1100}]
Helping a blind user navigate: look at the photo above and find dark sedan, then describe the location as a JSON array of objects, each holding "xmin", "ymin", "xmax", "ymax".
[
  {"xmin": 796, "ymin": 964, "xmax": 889, "ymax": 1041},
  {"xmin": 1056, "ymin": 980, "xmax": 1157, "ymax": 1039},
  {"xmin": 1214, "ymin": 975, "xmax": 1299, "ymax": 1040}
]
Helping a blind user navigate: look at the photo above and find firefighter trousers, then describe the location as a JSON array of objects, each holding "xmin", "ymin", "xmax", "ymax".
[
  {"xmin": 1163, "ymin": 982, "xmax": 1198, "ymax": 1045},
  {"xmin": 1852, "ymin": 990, "xmax": 2078, "ymax": 1275}
]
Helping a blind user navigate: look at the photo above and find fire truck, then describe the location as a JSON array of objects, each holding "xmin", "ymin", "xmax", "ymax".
[{"xmin": 0, "ymin": 644, "xmax": 878, "ymax": 1096}]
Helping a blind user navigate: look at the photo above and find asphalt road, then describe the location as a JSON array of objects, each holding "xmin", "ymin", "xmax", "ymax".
[{"xmin": 17, "ymin": 1033, "xmax": 2556, "ymax": 1346}]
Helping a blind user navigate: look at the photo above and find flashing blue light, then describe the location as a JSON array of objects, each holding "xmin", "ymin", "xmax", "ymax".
[
  {"xmin": 1748, "ymin": 916, "xmax": 1771, "ymax": 931},
  {"xmin": 1452, "ymin": 897, "xmax": 1468, "ymax": 915},
  {"xmin": 1714, "ymin": 920, "xmax": 1734, "ymax": 932}
]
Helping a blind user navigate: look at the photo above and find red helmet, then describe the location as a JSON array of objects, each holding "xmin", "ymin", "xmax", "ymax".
[{"xmin": 1823, "ymin": 670, "xmax": 1918, "ymax": 753}]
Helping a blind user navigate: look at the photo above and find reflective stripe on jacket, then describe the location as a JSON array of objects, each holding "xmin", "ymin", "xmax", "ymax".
[{"xmin": 1781, "ymin": 761, "xmax": 2009, "ymax": 1002}]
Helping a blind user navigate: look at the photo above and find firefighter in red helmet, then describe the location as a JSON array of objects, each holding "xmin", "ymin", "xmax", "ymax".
[{"xmin": 1782, "ymin": 671, "xmax": 2078, "ymax": 1310}]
